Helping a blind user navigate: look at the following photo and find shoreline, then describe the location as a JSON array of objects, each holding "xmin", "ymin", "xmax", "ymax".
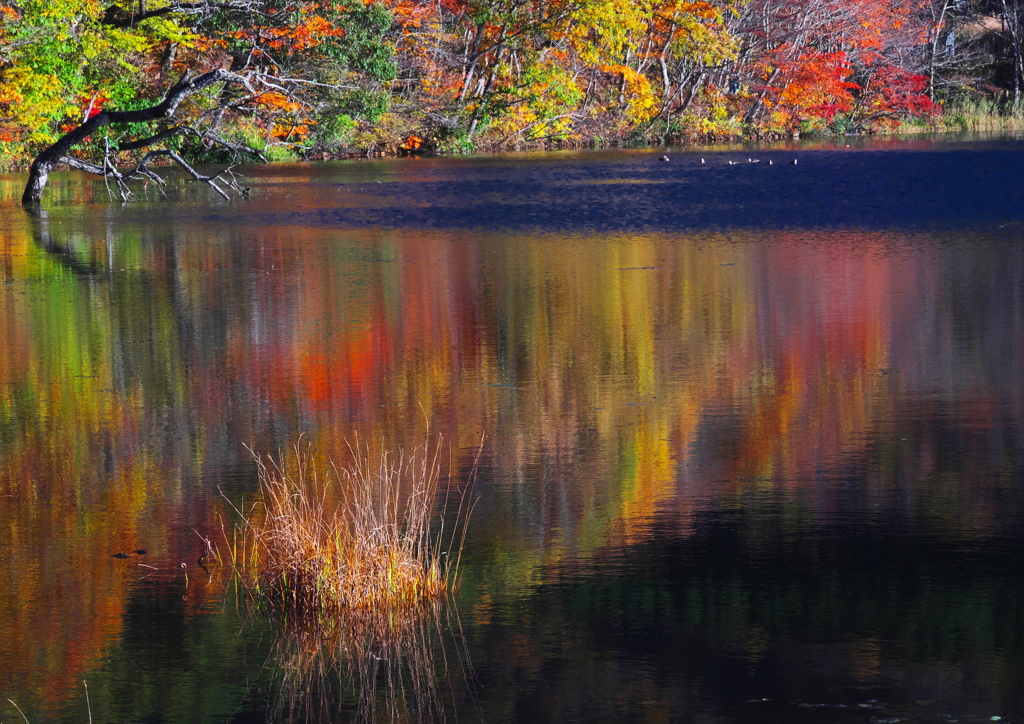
[{"xmin": 2, "ymin": 124, "xmax": 1023, "ymax": 182}]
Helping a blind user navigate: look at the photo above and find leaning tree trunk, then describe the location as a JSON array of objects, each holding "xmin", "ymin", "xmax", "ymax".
[{"xmin": 22, "ymin": 68, "xmax": 240, "ymax": 205}]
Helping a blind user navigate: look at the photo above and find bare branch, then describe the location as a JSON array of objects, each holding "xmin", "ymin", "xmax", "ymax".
[
  {"xmin": 55, "ymin": 148, "xmax": 246, "ymax": 202},
  {"xmin": 196, "ymin": 131, "xmax": 269, "ymax": 162},
  {"xmin": 118, "ymin": 126, "xmax": 184, "ymax": 151},
  {"xmin": 22, "ymin": 67, "xmax": 252, "ymax": 204}
]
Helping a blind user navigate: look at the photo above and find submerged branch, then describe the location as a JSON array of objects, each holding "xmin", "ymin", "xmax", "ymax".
[
  {"xmin": 21, "ymin": 67, "xmax": 251, "ymax": 205},
  {"xmin": 54, "ymin": 148, "xmax": 248, "ymax": 202}
]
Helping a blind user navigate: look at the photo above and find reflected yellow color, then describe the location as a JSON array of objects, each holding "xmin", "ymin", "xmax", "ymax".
[{"xmin": 0, "ymin": 193, "xmax": 1008, "ymax": 712}]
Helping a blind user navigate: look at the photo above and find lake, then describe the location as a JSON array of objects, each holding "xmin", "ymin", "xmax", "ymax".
[{"xmin": 1, "ymin": 135, "xmax": 1024, "ymax": 723}]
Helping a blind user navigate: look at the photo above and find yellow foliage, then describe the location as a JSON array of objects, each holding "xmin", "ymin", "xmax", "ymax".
[
  {"xmin": 571, "ymin": 0, "xmax": 653, "ymax": 65},
  {"xmin": 489, "ymin": 61, "xmax": 584, "ymax": 142},
  {"xmin": 600, "ymin": 64, "xmax": 659, "ymax": 123}
]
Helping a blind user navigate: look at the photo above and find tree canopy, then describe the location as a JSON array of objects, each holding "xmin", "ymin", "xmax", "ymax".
[{"xmin": 0, "ymin": 0, "xmax": 1019, "ymax": 201}]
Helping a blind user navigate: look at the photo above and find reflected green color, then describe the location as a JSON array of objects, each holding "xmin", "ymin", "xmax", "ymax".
[{"xmin": 1, "ymin": 143, "xmax": 1024, "ymax": 722}]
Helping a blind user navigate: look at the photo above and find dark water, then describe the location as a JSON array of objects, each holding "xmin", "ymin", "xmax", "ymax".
[{"xmin": 1, "ymin": 135, "xmax": 1023, "ymax": 723}]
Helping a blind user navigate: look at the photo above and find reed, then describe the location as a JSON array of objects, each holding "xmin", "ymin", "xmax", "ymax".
[
  {"xmin": 897, "ymin": 97, "xmax": 1024, "ymax": 133},
  {"xmin": 226, "ymin": 438, "xmax": 474, "ymax": 617}
]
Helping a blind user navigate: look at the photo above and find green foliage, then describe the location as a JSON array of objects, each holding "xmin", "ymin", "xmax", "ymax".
[
  {"xmin": 830, "ymin": 114, "xmax": 856, "ymax": 135},
  {"xmin": 434, "ymin": 129, "xmax": 477, "ymax": 154},
  {"xmin": 260, "ymin": 143, "xmax": 301, "ymax": 163},
  {"xmin": 230, "ymin": 123, "xmax": 299, "ymax": 162},
  {"xmin": 308, "ymin": 113, "xmax": 358, "ymax": 151},
  {"xmin": 341, "ymin": 89, "xmax": 391, "ymax": 123},
  {"xmin": 0, "ymin": 0, "xmax": 174, "ymax": 149},
  {"xmin": 341, "ymin": 3, "xmax": 398, "ymax": 83}
]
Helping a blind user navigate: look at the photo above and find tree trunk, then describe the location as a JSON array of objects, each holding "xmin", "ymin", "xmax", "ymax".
[
  {"xmin": 21, "ymin": 68, "xmax": 239, "ymax": 205},
  {"xmin": 1004, "ymin": 0, "xmax": 1023, "ymax": 107},
  {"xmin": 929, "ymin": 0, "xmax": 953, "ymax": 101}
]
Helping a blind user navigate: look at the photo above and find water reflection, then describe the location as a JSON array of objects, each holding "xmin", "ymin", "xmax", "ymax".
[
  {"xmin": 0, "ymin": 146, "xmax": 1023, "ymax": 721},
  {"xmin": 263, "ymin": 603, "xmax": 462, "ymax": 723}
]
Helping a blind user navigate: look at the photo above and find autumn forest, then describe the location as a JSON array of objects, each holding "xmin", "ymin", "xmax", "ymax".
[{"xmin": 1, "ymin": 0, "xmax": 1023, "ymax": 179}]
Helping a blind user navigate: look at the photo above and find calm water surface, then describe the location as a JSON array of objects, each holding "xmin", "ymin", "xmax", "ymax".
[{"xmin": 1, "ymin": 136, "xmax": 1023, "ymax": 723}]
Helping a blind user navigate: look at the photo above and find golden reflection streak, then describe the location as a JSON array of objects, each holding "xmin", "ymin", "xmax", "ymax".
[{"xmin": 0, "ymin": 202, "xmax": 1004, "ymax": 712}]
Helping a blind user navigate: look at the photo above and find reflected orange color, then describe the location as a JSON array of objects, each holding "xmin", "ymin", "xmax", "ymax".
[
  {"xmin": 721, "ymin": 236, "xmax": 898, "ymax": 495},
  {"xmin": 0, "ymin": 192, "xmax": 1016, "ymax": 713}
]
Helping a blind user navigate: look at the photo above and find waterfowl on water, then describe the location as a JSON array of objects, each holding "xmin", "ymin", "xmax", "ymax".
[
  {"xmin": 111, "ymin": 550, "xmax": 146, "ymax": 558},
  {"xmin": 660, "ymin": 155, "xmax": 670, "ymax": 162}
]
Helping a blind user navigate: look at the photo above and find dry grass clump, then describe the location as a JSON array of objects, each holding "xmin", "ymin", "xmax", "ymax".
[{"xmin": 225, "ymin": 438, "xmax": 473, "ymax": 616}]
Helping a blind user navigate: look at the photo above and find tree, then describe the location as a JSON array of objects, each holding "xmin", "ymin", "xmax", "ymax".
[
  {"xmin": 0, "ymin": 0, "xmax": 977, "ymax": 170},
  {"xmin": 11, "ymin": 0, "xmax": 398, "ymax": 204},
  {"xmin": 999, "ymin": 0, "xmax": 1023, "ymax": 105},
  {"xmin": 728, "ymin": 0, "xmax": 939, "ymax": 134}
]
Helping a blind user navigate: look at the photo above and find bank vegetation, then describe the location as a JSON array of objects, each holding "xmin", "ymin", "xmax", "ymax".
[{"xmin": 2, "ymin": 0, "xmax": 1023, "ymax": 199}]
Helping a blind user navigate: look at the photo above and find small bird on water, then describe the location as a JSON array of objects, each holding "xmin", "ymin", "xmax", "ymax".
[{"xmin": 660, "ymin": 155, "xmax": 670, "ymax": 162}]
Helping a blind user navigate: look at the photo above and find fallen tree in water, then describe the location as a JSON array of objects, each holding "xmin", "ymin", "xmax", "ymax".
[
  {"xmin": 14, "ymin": 0, "xmax": 397, "ymax": 205},
  {"xmin": 21, "ymin": 68, "xmax": 259, "ymax": 205}
]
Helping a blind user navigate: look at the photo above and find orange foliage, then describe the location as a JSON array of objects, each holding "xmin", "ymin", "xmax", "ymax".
[
  {"xmin": 259, "ymin": 92, "xmax": 302, "ymax": 113},
  {"xmin": 263, "ymin": 13, "xmax": 346, "ymax": 51},
  {"xmin": 739, "ymin": 0, "xmax": 936, "ymax": 132}
]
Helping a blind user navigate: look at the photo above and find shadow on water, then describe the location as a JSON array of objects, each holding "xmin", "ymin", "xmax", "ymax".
[
  {"xmin": 213, "ymin": 138, "xmax": 1024, "ymax": 234},
  {"xmin": 462, "ymin": 504, "xmax": 1024, "ymax": 723}
]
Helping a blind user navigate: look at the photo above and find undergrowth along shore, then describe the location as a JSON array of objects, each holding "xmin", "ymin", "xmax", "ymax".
[
  {"xmin": 217, "ymin": 438, "xmax": 477, "ymax": 618},
  {"xmin": 3, "ymin": 106, "xmax": 1023, "ymax": 173}
]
